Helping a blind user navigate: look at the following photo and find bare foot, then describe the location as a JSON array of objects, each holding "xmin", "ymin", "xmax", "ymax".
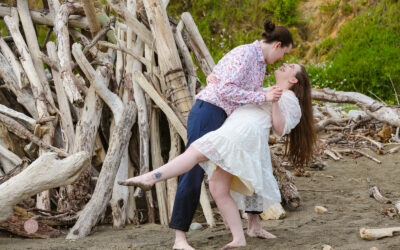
[
  {"xmin": 173, "ymin": 240, "xmax": 195, "ymax": 250},
  {"xmin": 220, "ymin": 240, "xmax": 246, "ymax": 250},
  {"xmin": 117, "ymin": 176, "xmax": 153, "ymax": 190},
  {"xmin": 246, "ymin": 228, "xmax": 277, "ymax": 239}
]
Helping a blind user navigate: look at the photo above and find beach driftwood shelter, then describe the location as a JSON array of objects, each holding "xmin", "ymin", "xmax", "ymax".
[{"xmin": 0, "ymin": 0, "xmax": 399, "ymax": 239}]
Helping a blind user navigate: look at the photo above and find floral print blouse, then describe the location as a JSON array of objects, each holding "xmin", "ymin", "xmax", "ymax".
[{"xmin": 196, "ymin": 40, "xmax": 267, "ymax": 115}]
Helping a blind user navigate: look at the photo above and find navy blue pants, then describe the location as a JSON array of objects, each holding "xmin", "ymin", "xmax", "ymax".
[{"xmin": 169, "ymin": 99, "xmax": 227, "ymax": 232}]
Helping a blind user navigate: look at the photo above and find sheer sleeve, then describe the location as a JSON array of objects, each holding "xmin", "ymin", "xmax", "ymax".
[{"xmin": 272, "ymin": 91, "xmax": 301, "ymax": 139}]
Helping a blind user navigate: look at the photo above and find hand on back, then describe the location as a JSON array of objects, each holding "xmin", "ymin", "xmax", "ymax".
[{"xmin": 264, "ymin": 86, "xmax": 282, "ymax": 102}]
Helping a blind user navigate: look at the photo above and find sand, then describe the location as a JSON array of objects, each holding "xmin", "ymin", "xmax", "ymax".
[{"xmin": 1, "ymin": 151, "xmax": 400, "ymax": 250}]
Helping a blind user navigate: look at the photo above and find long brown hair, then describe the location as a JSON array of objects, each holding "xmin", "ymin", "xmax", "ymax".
[
  {"xmin": 261, "ymin": 20, "xmax": 293, "ymax": 47},
  {"xmin": 286, "ymin": 65, "xmax": 316, "ymax": 168}
]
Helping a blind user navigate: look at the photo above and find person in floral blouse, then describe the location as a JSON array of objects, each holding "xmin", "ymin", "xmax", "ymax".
[
  {"xmin": 171, "ymin": 19, "xmax": 293, "ymax": 250},
  {"xmin": 122, "ymin": 19, "xmax": 294, "ymax": 250}
]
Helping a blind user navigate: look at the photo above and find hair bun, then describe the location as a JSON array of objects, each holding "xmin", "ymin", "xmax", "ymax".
[{"xmin": 263, "ymin": 19, "xmax": 275, "ymax": 33}]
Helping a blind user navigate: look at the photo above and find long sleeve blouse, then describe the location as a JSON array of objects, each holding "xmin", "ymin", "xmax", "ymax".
[{"xmin": 196, "ymin": 40, "xmax": 267, "ymax": 115}]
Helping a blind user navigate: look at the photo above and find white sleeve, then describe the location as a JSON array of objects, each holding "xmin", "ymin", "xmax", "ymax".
[{"xmin": 272, "ymin": 92, "xmax": 302, "ymax": 139}]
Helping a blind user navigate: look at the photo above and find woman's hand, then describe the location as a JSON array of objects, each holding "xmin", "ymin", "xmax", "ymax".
[{"xmin": 264, "ymin": 86, "xmax": 282, "ymax": 102}]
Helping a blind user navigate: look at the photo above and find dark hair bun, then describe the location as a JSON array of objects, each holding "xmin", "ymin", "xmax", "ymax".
[{"xmin": 263, "ymin": 20, "xmax": 275, "ymax": 33}]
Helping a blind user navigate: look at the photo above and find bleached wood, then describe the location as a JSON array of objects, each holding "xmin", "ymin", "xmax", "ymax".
[
  {"xmin": 72, "ymin": 43, "xmax": 124, "ymax": 122},
  {"xmin": 260, "ymin": 203, "xmax": 286, "ymax": 220},
  {"xmin": 312, "ymin": 88, "xmax": 400, "ymax": 128},
  {"xmin": 4, "ymin": 9, "xmax": 55, "ymax": 209},
  {"xmin": 0, "ymin": 104, "xmax": 35, "ymax": 131},
  {"xmin": 0, "ymin": 52, "xmax": 37, "ymax": 118},
  {"xmin": 150, "ymin": 109, "xmax": 169, "ymax": 225},
  {"xmin": 54, "ymin": 2, "xmax": 85, "ymax": 106},
  {"xmin": 67, "ymin": 102, "xmax": 137, "ymax": 239},
  {"xmin": 0, "ymin": 144, "xmax": 22, "ymax": 171},
  {"xmin": 4, "ymin": 9, "xmax": 50, "ymax": 121},
  {"xmin": 0, "ymin": 38, "xmax": 29, "ymax": 89},
  {"xmin": 200, "ymin": 181, "xmax": 216, "ymax": 227},
  {"xmin": 0, "ymin": 3, "xmax": 89, "ymax": 29},
  {"xmin": 106, "ymin": 0, "xmax": 154, "ymax": 49},
  {"xmin": 143, "ymin": 0, "xmax": 193, "ymax": 121},
  {"xmin": 166, "ymin": 125, "xmax": 180, "ymax": 219},
  {"xmin": 133, "ymin": 71, "xmax": 187, "ymax": 143},
  {"xmin": 0, "ymin": 151, "xmax": 90, "ymax": 222},
  {"xmin": 46, "ymin": 42, "xmax": 74, "ymax": 152},
  {"xmin": 174, "ymin": 21, "xmax": 196, "ymax": 101},
  {"xmin": 82, "ymin": 0, "xmax": 101, "ymax": 37},
  {"xmin": 360, "ymin": 227, "xmax": 400, "ymax": 240},
  {"xmin": 17, "ymin": 0, "xmax": 56, "ymax": 113},
  {"xmin": 181, "ymin": 12, "xmax": 215, "ymax": 76}
]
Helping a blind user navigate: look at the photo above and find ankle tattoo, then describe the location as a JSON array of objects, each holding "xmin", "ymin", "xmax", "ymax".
[{"xmin": 153, "ymin": 172, "xmax": 162, "ymax": 179}]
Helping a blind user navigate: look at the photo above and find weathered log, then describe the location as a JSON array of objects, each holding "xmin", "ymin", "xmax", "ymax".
[
  {"xmin": 369, "ymin": 186, "xmax": 391, "ymax": 204},
  {"xmin": 312, "ymin": 88, "xmax": 400, "ymax": 128},
  {"xmin": 166, "ymin": 125, "xmax": 180, "ymax": 219},
  {"xmin": 360, "ymin": 227, "xmax": 400, "ymax": 240},
  {"xmin": 106, "ymin": 0, "xmax": 154, "ymax": 49},
  {"xmin": 46, "ymin": 42, "xmax": 75, "ymax": 153},
  {"xmin": 143, "ymin": 0, "xmax": 193, "ymax": 121},
  {"xmin": 0, "ymin": 113, "xmax": 67, "ymax": 157},
  {"xmin": 0, "ymin": 144, "xmax": 22, "ymax": 170},
  {"xmin": 174, "ymin": 20, "xmax": 197, "ymax": 101},
  {"xmin": 0, "ymin": 38, "xmax": 29, "ymax": 89},
  {"xmin": 181, "ymin": 12, "xmax": 215, "ymax": 76},
  {"xmin": 0, "ymin": 104, "xmax": 36, "ymax": 131},
  {"xmin": 150, "ymin": 109, "xmax": 169, "ymax": 225},
  {"xmin": 271, "ymin": 154, "xmax": 301, "ymax": 209},
  {"xmin": 0, "ymin": 152, "xmax": 90, "ymax": 222},
  {"xmin": 133, "ymin": 71, "xmax": 187, "ymax": 143},
  {"xmin": 82, "ymin": 0, "xmax": 101, "ymax": 37},
  {"xmin": 0, "ymin": 214, "xmax": 61, "ymax": 239},
  {"xmin": 54, "ymin": 2, "xmax": 86, "ymax": 106},
  {"xmin": 66, "ymin": 102, "xmax": 137, "ymax": 239},
  {"xmin": 17, "ymin": 0, "xmax": 56, "ymax": 114},
  {"xmin": 0, "ymin": 3, "xmax": 89, "ymax": 29}
]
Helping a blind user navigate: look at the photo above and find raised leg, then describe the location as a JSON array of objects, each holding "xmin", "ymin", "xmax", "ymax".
[
  {"xmin": 209, "ymin": 168, "xmax": 246, "ymax": 249},
  {"xmin": 118, "ymin": 145, "xmax": 208, "ymax": 188}
]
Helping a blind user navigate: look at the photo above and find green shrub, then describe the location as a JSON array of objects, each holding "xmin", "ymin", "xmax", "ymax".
[{"xmin": 307, "ymin": 0, "xmax": 400, "ymax": 103}]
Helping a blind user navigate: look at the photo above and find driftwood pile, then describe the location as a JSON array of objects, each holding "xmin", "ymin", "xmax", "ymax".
[{"xmin": 0, "ymin": 0, "xmax": 400, "ymax": 240}]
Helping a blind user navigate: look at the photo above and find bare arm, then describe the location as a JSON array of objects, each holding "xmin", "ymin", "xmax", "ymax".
[{"xmin": 272, "ymin": 101, "xmax": 286, "ymax": 136}]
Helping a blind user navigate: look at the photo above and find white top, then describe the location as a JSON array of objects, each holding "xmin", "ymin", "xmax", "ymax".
[{"xmin": 192, "ymin": 90, "xmax": 301, "ymax": 211}]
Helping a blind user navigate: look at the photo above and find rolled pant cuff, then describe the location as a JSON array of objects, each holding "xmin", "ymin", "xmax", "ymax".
[{"xmin": 169, "ymin": 222, "xmax": 190, "ymax": 232}]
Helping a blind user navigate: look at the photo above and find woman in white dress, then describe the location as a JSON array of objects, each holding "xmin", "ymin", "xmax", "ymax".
[{"xmin": 119, "ymin": 63, "xmax": 316, "ymax": 249}]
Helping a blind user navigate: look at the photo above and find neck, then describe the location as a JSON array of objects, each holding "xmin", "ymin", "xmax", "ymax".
[
  {"xmin": 260, "ymin": 41, "xmax": 272, "ymax": 64},
  {"xmin": 275, "ymin": 80, "xmax": 291, "ymax": 90}
]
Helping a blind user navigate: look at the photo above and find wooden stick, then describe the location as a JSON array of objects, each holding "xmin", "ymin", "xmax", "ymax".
[
  {"xmin": 106, "ymin": 0, "xmax": 154, "ymax": 49},
  {"xmin": 133, "ymin": 71, "xmax": 187, "ymax": 143},
  {"xmin": 0, "ymin": 3, "xmax": 89, "ymax": 29},
  {"xmin": 0, "ymin": 104, "xmax": 36, "ymax": 131},
  {"xmin": 369, "ymin": 186, "xmax": 391, "ymax": 204},
  {"xmin": 54, "ymin": 2, "xmax": 86, "ymax": 106},
  {"xmin": 46, "ymin": 42, "xmax": 75, "ymax": 152},
  {"xmin": 0, "ymin": 113, "xmax": 67, "ymax": 158},
  {"xmin": 356, "ymin": 135, "xmax": 383, "ymax": 149},
  {"xmin": 174, "ymin": 20, "xmax": 197, "ymax": 102},
  {"xmin": 17, "ymin": 0, "xmax": 56, "ymax": 114},
  {"xmin": 0, "ymin": 151, "xmax": 90, "ymax": 222},
  {"xmin": 0, "ymin": 144, "xmax": 22, "ymax": 167},
  {"xmin": 67, "ymin": 102, "xmax": 137, "ymax": 240},
  {"xmin": 81, "ymin": 0, "xmax": 101, "ymax": 37},
  {"xmin": 143, "ymin": 0, "xmax": 193, "ymax": 121},
  {"xmin": 0, "ymin": 38, "xmax": 29, "ymax": 89},
  {"xmin": 181, "ymin": 12, "xmax": 215, "ymax": 76},
  {"xmin": 312, "ymin": 88, "xmax": 400, "ymax": 128}
]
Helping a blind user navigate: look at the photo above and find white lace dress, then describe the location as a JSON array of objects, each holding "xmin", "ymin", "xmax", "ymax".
[{"xmin": 192, "ymin": 90, "xmax": 301, "ymax": 211}]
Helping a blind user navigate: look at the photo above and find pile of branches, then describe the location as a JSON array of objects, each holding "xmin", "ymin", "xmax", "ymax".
[{"xmin": 1, "ymin": 0, "xmax": 400, "ymax": 240}]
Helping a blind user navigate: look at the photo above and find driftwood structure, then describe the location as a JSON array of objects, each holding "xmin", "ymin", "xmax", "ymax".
[{"xmin": 0, "ymin": 0, "xmax": 399, "ymax": 239}]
